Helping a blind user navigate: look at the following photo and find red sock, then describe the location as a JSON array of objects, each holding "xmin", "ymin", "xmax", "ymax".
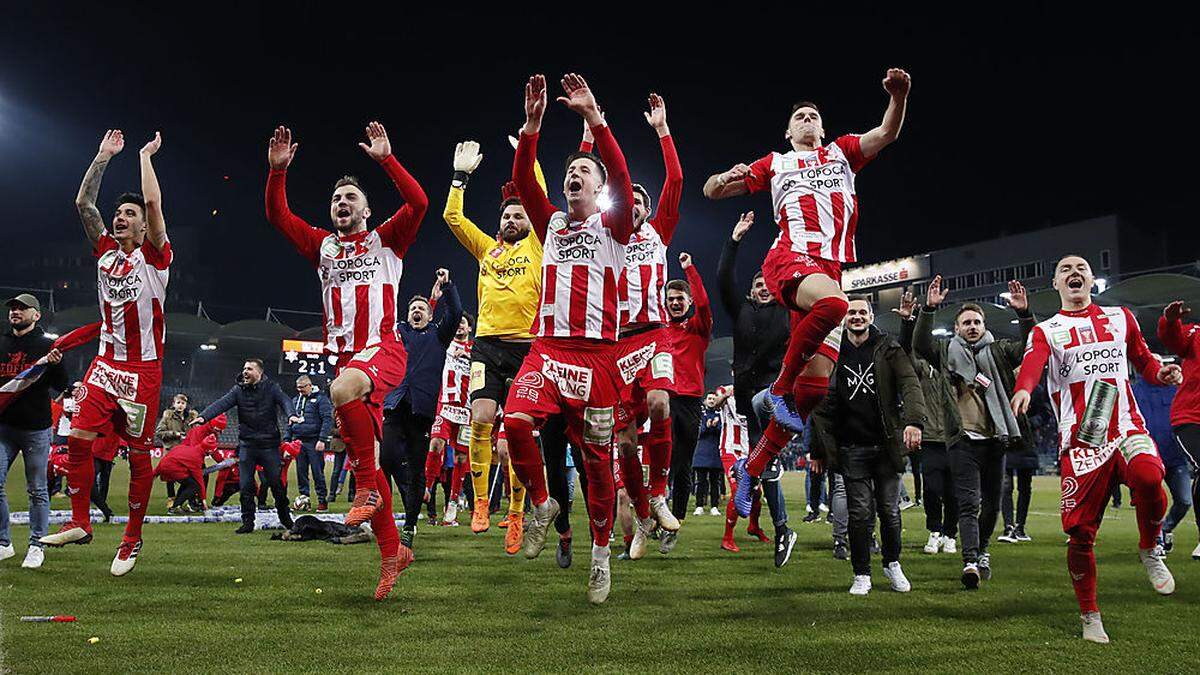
[
  {"xmin": 581, "ymin": 442, "xmax": 615, "ymax": 548},
  {"xmin": 336, "ymin": 399, "xmax": 377, "ymax": 492},
  {"xmin": 503, "ymin": 417, "xmax": 548, "ymax": 505},
  {"xmin": 623, "ymin": 533, "xmax": 633, "ymax": 547},
  {"xmin": 450, "ymin": 459, "xmax": 467, "ymax": 501},
  {"xmin": 771, "ymin": 296, "xmax": 849, "ymax": 395},
  {"xmin": 724, "ymin": 497, "xmax": 738, "ymax": 538},
  {"xmin": 66, "ymin": 435, "xmax": 95, "ymax": 526},
  {"xmin": 123, "ymin": 450, "xmax": 154, "ymax": 541},
  {"xmin": 618, "ymin": 450, "xmax": 650, "ymax": 520},
  {"xmin": 746, "ymin": 419, "xmax": 793, "ymax": 477},
  {"xmin": 792, "ymin": 375, "xmax": 831, "ymax": 422},
  {"xmin": 423, "ymin": 450, "xmax": 443, "ymax": 492},
  {"xmin": 1067, "ymin": 536, "xmax": 1098, "ymax": 614},
  {"xmin": 1126, "ymin": 454, "xmax": 1168, "ymax": 549},
  {"xmin": 748, "ymin": 492, "xmax": 763, "ymax": 532},
  {"xmin": 646, "ymin": 416, "xmax": 672, "ymax": 497},
  {"xmin": 371, "ymin": 468, "xmax": 399, "ymax": 557}
]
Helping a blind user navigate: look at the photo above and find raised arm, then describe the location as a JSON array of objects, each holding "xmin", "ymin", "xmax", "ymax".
[
  {"xmin": 1011, "ymin": 325, "xmax": 1051, "ymax": 416},
  {"xmin": 894, "ymin": 290, "xmax": 917, "ymax": 353},
  {"xmin": 717, "ymin": 214, "xmax": 754, "ymax": 319},
  {"xmin": 645, "ymin": 94, "xmax": 683, "ymax": 244},
  {"xmin": 436, "ymin": 275, "xmax": 465, "ymax": 348},
  {"xmin": 361, "ymin": 122, "xmax": 429, "ymax": 257},
  {"xmin": 1124, "ymin": 307, "xmax": 1182, "ymax": 386},
  {"xmin": 138, "ymin": 132, "xmax": 168, "ymax": 251},
  {"xmin": 444, "ymin": 141, "xmax": 493, "ymax": 260},
  {"xmin": 858, "ymin": 68, "xmax": 911, "ymax": 159},
  {"xmin": 914, "ymin": 275, "xmax": 949, "ymax": 367},
  {"xmin": 680, "ymin": 253, "xmax": 712, "ymax": 335},
  {"xmin": 514, "ymin": 75, "xmax": 558, "ymax": 241},
  {"xmin": 997, "ymin": 279, "xmax": 1037, "ymax": 365},
  {"xmin": 557, "ymin": 73, "xmax": 634, "ymax": 245},
  {"xmin": 1158, "ymin": 301, "xmax": 1195, "ymax": 358},
  {"xmin": 75, "ymin": 130, "xmax": 123, "ymax": 247},
  {"xmin": 265, "ymin": 126, "xmax": 324, "ymax": 264}
]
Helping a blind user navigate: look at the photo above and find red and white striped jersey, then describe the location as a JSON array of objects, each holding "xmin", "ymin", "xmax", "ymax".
[
  {"xmin": 744, "ymin": 135, "xmax": 872, "ymax": 264},
  {"xmin": 317, "ymin": 230, "xmax": 404, "ymax": 353},
  {"xmin": 93, "ymin": 234, "xmax": 171, "ymax": 363},
  {"xmin": 716, "ymin": 386, "xmax": 749, "ymax": 457},
  {"xmin": 619, "ymin": 222, "xmax": 668, "ymax": 326},
  {"xmin": 1017, "ymin": 304, "xmax": 1161, "ymax": 454},
  {"xmin": 439, "ymin": 339, "xmax": 472, "ymax": 406},
  {"xmin": 536, "ymin": 211, "xmax": 627, "ymax": 341}
]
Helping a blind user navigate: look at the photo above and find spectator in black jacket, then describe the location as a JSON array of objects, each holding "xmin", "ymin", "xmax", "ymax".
[
  {"xmin": 285, "ymin": 375, "xmax": 334, "ymax": 512},
  {"xmin": 382, "ymin": 269, "xmax": 463, "ymax": 549},
  {"xmin": 196, "ymin": 359, "xmax": 296, "ymax": 533}
]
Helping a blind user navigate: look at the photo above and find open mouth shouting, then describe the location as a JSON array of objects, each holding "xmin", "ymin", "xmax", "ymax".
[
  {"xmin": 566, "ymin": 177, "xmax": 584, "ymax": 199},
  {"xmin": 1066, "ymin": 274, "xmax": 1086, "ymax": 291}
]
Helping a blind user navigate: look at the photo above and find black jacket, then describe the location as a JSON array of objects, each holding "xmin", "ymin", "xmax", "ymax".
[
  {"xmin": 200, "ymin": 375, "xmax": 294, "ymax": 446},
  {"xmin": 811, "ymin": 327, "xmax": 926, "ymax": 473},
  {"xmin": 385, "ymin": 281, "xmax": 464, "ymax": 418},
  {"xmin": 286, "ymin": 391, "xmax": 334, "ymax": 442},
  {"xmin": 899, "ymin": 314, "xmax": 951, "ymax": 444},
  {"xmin": 0, "ymin": 326, "xmax": 69, "ymax": 430},
  {"xmin": 717, "ymin": 237, "xmax": 790, "ymax": 393}
]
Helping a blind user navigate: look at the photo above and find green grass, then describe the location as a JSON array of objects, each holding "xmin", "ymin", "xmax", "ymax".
[{"xmin": 1, "ymin": 461, "xmax": 1197, "ymax": 674}]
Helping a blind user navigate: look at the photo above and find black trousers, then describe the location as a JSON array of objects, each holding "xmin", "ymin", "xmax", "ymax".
[
  {"xmin": 541, "ymin": 416, "xmax": 581, "ymax": 535},
  {"xmin": 670, "ymin": 396, "xmax": 703, "ymax": 520},
  {"xmin": 908, "ymin": 451, "xmax": 923, "ymax": 502},
  {"xmin": 1171, "ymin": 424, "xmax": 1200, "ymax": 534},
  {"xmin": 949, "ymin": 437, "xmax": 1005, "ymax": 563},
  {"xmin": 239, "ymin": 442, "xmax": 291, "ymax": 527},
  {"xmin": 920, "ymin": 441, "xmax": 958, "ymax": 537},
  {"xmin": 380, "ymin": 399, "xmax": 434, "ymax": 530},
  {"xmin": 174, "ymin": 476, "xmax": 203, "ymax": 509},
  {"xmin": 91, "ymin": 457, "xmax": 114, "ymax": 517},
  {"xmin": 843, "ymin": 445, "xmax": 903, "ymax": 576},
  {"xmin": 694, "ymin": 467, "xmax": 724, "ymax": 508},
  {"xmin": 1001, "ymin": 466, "xmax": 1034, "ymax": 528}
]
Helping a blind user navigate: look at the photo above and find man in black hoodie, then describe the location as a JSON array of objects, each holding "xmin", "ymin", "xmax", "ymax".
[{"xmin": 196, "ymin": 359, "xmax": 296, "ymax": 533}]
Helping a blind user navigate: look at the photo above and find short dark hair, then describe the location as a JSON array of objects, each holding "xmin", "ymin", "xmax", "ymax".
[
  {"xmin": 847, "ymin": 294, "xmax": 872, "ymax": 304},
  {"xmin": 632, "ymin": 183, "xmax": 652, "ymax": 213},
  {"xmin": 115, "ymin": 192, "xmax": 145, "ymax": 213},
  {"xmin": 791, "ymin": 100, "xmax": 821, "ymax": 115},
  {"xmin": 244, "ymin": 358, "xmax": 265, "ymax": 371},
  {"xmin": 500, "ymin": 197, "xmax": 523, "ymax": 213},
  {"xmin": 752, "ymin": 270, "xmax": 765, "ymax": 282},
  {"xmin": 564, "ymin": 151, "xmax": 607, "ymax": 184},
  {"xmin": 1055, "ymin": 253, "xmax": 1091, "ymax": 270},
  {"xmin": 666, "ymin": 279, "xmax": 691, "ymax": 296},
  {"xmin": 409, "ymin": 295, "xmax": 430, "ymax": 309},
  {"xmin": 955, "ymin": 303, "xmax": 985, "ymax": 321},
  {"xmin": 461, "ymin": 312, "xmax": 475, "ymax": 330},
  {"xmin": 334, "ymin": 175, "xmax": 367, "ymax": 200}
]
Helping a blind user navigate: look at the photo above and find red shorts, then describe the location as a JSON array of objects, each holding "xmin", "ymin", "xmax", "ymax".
[
  {"xmin": 615, "ymin": 326, "xmax": 675, "ymax": 426},
  {"xmin": 1059, "ymin": 434, "xmax": 1163, "ymax": 535},
  {"xmin": 333, "ymin": 339, "xmax": 408, "ymax": 434},
  {"xmin": 762, "ymin": 246, "xmax": 844, "ymax": 363},
  {"xmin": 503, "ymin": 338, "xmax": 621, "ymax": 450},
  {"xmin": 430, "ymin": 400, "xmax": 471, "ymax": 450},
  {"xmin": 73, "ymin": 355, "xmax": 163, "ymax": 450}
]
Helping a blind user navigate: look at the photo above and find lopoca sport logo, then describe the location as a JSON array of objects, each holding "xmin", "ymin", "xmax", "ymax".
[
  {"xmin": 98, "ymin": 249, "xmax": 145, "ymax": 304},
  {"xmin": 777, "ymin": 159, "xmax": 847, "ymax": 193},
  {"xmin": 1060, "ymin": 346, "xmax": 1126, "ymax": 378},
  {"xmin": 482, "ymin": 248, "xmax": 533, "ymax": 280},
  {"xmin": 319, "ymin": 236, "xmax": 388, "ymax": 285},
  {"xmin": 624, "ymin": 227, "xmax": 663, "ymax": 266}
]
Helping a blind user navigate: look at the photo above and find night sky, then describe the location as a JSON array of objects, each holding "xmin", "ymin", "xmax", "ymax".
[{"xmin": 3, "ymin": 5, "xmax": 1194, "ymax": 334}]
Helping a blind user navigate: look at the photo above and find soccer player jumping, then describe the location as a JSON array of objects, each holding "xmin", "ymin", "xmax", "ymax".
[
  {"xmin": 1011, "ymin": 255, "xmax": 1180, "ymax": 643},
  {"xmin": 703, "ymin": 69, "xmax": 911, "ymax": 516},
  {"xmin": 505, "ymin": 73, "xmax": 634, "ymax": 604},
  {"xmin": 265, "ymin": 122, "xmax": 428, "ymax": 600},
  {"xmin": 41, "ymin": 131, "xmax": 171, "ymax": 578}
]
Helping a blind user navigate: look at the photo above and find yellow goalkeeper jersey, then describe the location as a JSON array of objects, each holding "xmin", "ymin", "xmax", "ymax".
[{"xmin": 444, "ymin": 186, "xmax": 543, "ymax": 339}]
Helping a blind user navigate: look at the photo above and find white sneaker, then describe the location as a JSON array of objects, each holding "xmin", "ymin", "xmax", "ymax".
[
  {"xmin": 111, "ymin": 540, "xmax": 141, "ymax": 577},
  {"xmin": 819, "ymin": 503, "xmax": 830, "ymax": 513},
  {"xmin": 849, "ymin": 574, "xmax": 872, "ymax": 596},
  {"xmin": 649, "ymin": 495, "xmax": 680, "ymax": 532},
  {"xmin": 898, "ymin": 497, "xmax": 915, "ymax": 511},
  {"xmin": 1081, "ymin": 611, "xmax": 1110, "ymax": 644},
  {"xmin": 629, "ymin": 515, "xmax": 655, "ymax": 560},
  {"xmin": 694, "ymin": 506, "xmax": 704, "ymax": 516},
  {"xmin": 442, "ymin": 500, "xmax": 458, "ymax": 525},
  {"xmin": 1139, "ymin": 547, "xmax": 1176, "ymax": 595},
  {"xmin": 21, "ymin": 546, "xmax": 45, "ymax": 569},
  {"xmin": 1192, "ymin": 541, "xmax": 1200, "ymax": 560},
  {"xmin": 883, "ymin": 561, "xmax": 912, "ymax": 592},
  {"xmin": 923, "ymin": 532, "xmax": 941, "ymax": 554},
  {"xmin": 588, "ymin": 546, "xmax": 611, "ymax": 604},
  {"xmin": 709, "ymin": 507, "xmax": 721, "ymax": 517},
  {"xmin": 0, "ymin": 543, "xmax": 13, "ymax": 562},
  {"xmin": 941, "ymin": 536, "xmax": 957, "ymax": 554}
]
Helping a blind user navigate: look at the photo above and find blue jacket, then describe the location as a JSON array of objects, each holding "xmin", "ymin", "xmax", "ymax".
[
  {"xmin": 200, "ymin": 375, "xmax": 294, "ymax": 446},
  {"xmin": 692, "ymin": 409, "xmax": 723, "ymax": 470},
  {"xmin": 1131, "ymin": 377, "xmax": 1181, "ymax": 468},
  {"xmin": 286, "ymin": 390, "xmax": 334, "ymax": 442},
  {"xmin": 384, "ymin": 281, "xmax": 463, "ymax": 418}
]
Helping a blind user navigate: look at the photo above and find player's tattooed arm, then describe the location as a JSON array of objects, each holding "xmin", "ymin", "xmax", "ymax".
[
  {"xmin": 76, "ymin": 129, "xmax": 124, "ymax": 246},
  {"xmin": 140, "ymin": 132, "xmax": 168, "ymax": 250},
  {"xmin": 860, "ymin": 68, "xmax": 911, "ymax": 158}
]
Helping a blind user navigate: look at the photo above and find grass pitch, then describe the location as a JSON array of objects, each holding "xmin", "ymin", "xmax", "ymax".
[{"xmin": 1, "ymin": 461, "xmax": 1197, "ymax": 674}]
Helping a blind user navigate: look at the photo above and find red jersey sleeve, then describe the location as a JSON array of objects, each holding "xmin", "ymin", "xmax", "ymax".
[
  {"xmin": 650, "ymin": 135, "xmax": 683, "ymax": 245},
  {"xmin": 140, "ymin": 239, "xmax": 173, "ymax": 270},
  {"xmin": 513, "ymin": 131, "xmax": 558, "ymax": 243},
  {"xmin": 373, "ymin": 154, "xmax": 429, "ymax": 257},
  {"xmin": 579, "ymin": 139, "xmax": 594, "ymax": 153},
  {"xmin": 1015, "ymin": 325, "xmax": 1051, "ymax": 394},
  {"xmin": 1123, "ymin": 307, "xmax": 1162, "ymax": 383},
  {"xmin": 685, "ymin": 265, "xmax": 712, "ymax": 336},
  {"xmin": 92, "ymin": 233, "xmax": 119, "ymax": 258},
  {"xmin": 834, "ymin": 134, "xmax": 874, "ymax": 173},
  {"xmin": 1158, "ymin": 315, "xmax": 1196, "ymax": 359},
  {"xmin": 265, "ymin": 169, "xmax": 327, "ymax": 265},
  {"xmin": 743, "ymin": 153, "xmax": 775, "ymax": 194},
  {"xmin": 591, "ymin": 123, "xmax": 635, "ymax": 245}
]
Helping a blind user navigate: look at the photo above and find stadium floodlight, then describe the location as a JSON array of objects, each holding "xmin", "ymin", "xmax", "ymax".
[
  {"xmin": 931, "ymin": 328, "xmax": 950, "ymax": 337},
  {"xmin": 596, "ymin": 184, "xmax": 612, "ymax": 212},
  {"xmin": 1094, "ymin": 277, "xmax": 1108, "ymax": 293},
  {"xmin": 200, "ymin": 343, "xmax": 218, "ymax": 351}
]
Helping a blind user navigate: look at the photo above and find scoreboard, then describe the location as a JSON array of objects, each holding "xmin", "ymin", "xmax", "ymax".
[{"xmin": 279, "ymin": 339, "xmax": 337, "ymax": 379}]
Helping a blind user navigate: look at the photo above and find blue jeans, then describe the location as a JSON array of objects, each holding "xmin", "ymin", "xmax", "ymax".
[
  {"xmin": 294, "ymin": 438, "xmax": 328, "ymax": 501},
  {"xmin": 1163, "ymin": 463, "xmax": 1195, "ymax": 533},
  {"xmin": 0, "ymin": 425, "xmax": 51, "ymax": 547},
  {"xmin": 751, "ymin": 387, "xmax": 789, "ymax": 529}
]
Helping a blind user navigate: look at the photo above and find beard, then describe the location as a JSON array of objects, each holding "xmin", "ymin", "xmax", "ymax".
[
  {"xmin": 501, "ymin": 226, "xmax": 528, "ymax": 243},
  {"xmin": 9, "ymin": 317, "xmax": 32, "ymax": 331}
]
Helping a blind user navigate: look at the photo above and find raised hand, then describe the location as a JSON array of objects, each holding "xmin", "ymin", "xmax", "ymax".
[
  {"xmin": 556, "ymin": 73, "xmax": 602, "ymax": 125},
  {"xmin": 140, "ymin": 131, "xmax": 162, "ymax": 157},
  {"xmin": 926, "ymin": 275, "xmax": 949, "ymax": 308},
  {"xmin": 679, "ymin": 252, "xmax": 693, "ymax": 269},
  {"xmin": 1006, "ymin": 280, "xmax": 1028, "ymax": 312},
  {"xmin": 453, "ymin": 141, "xmax": 483, "ymax": 173},
  {"xmin": 719, "ymin": 163, "xmax": 752, "ymax": 188},
  {"xmin": 731, "ymin": 211, "xmax": 754, "ymax": 242},
  {"xmin": 358, "ymin": 121, "xmax": 391, "ymax": 161},
  {"xmin": 436, "ymin": 268, "xmax": 450, "ymax": 284},
  {"xmin": 1164, "ymin": 300, "xmax": 1191, "ymax": 322},
  {"xmin": 883, "ymin": 67, "xmax": 911, "ymax": 99},
  {"xmin": 268, "ymin": 126, "xmax": 298, "ymax": 170},
  {"xmin": 643, "ymin": 93, "xmax": 667, "ymax": 133},
  {"xmin": 1158, "ymin": 363, "xmax": 1184, "ymax": 386},
  {"xmin": 893, "ymin": 289, "xmax": 916, "ymax": 320},
  {"xmin": 524, "ymin": 74, "xmax": 547, "ymax": 134},
  {"xmin": 97, "ymin": 129, "xmax": 125, "ymax": 159}
]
